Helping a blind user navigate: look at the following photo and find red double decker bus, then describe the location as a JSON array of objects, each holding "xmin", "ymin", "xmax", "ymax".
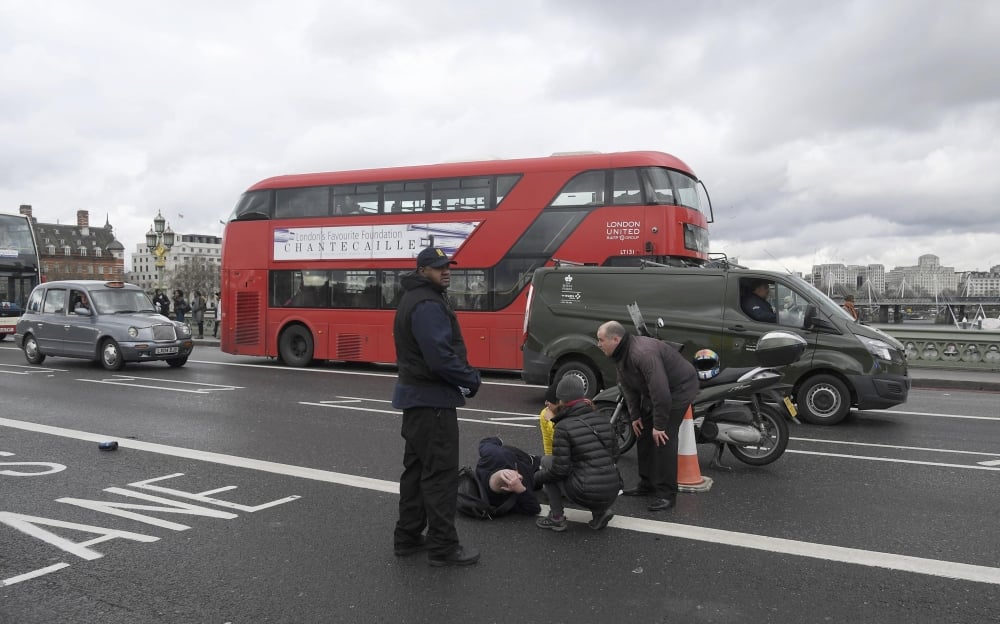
[{"xmin": 220, "ymin": 151, "xmax": 713, "ymax": 369}]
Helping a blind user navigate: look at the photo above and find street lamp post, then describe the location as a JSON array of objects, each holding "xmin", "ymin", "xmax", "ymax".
[{"xmin": 145, "ymin": 211, "xmax": 175, "ymax": 291}]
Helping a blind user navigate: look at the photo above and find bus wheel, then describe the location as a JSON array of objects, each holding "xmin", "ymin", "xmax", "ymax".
[
  {"xmin": 279, "ymin": 325, "xmax": 314, "ymax": 367},
  {"xmin": 553, "ymin": 360, "xmax": 599, "ymax": 399}
]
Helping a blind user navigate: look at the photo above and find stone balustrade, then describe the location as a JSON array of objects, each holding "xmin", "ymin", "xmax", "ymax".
[{"xmin": 875, "ymin": 324, "xmax": 1000, "ymax": 370}]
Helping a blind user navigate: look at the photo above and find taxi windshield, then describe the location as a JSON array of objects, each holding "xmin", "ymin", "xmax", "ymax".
[{"xmin": 90, "ymin": 289, "xmax": 157, "ymax": 314}]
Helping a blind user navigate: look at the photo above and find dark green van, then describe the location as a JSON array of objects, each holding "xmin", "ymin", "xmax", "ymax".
[{"xmin": 521, "ymin": 265, "xmax": 910, "ymax": 425}]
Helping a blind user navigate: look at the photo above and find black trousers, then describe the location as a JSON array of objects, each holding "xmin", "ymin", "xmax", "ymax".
[
  {"xmin": 635, "ymin": 401, "xmax": 690, "ymax": 499},
  {"xmin": 394, "ymin": 407, "xmax": 460, "ymax": 557}
]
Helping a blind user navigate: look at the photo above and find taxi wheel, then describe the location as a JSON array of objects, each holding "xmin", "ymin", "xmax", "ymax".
[
  {"xmin": 100, "ymin": 339, "xmax": 125, "ymax": 371},
  {"xmin": 23, "ymin": 334, "xmax": 46, "ymax": 365},
  {"xmin": 166, "ymin": 356, "xmax": 188, "ymax": 368}
]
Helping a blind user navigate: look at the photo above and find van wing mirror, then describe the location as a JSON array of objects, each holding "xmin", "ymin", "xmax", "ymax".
[{"xmin": 803, "ymin": 304, "xmax": 835, "ymax": 332}]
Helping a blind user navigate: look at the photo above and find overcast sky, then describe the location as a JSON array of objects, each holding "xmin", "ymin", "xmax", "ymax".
[{"xmin": 2, "ymin": 0, "xmax": 998, "ymax": 275}]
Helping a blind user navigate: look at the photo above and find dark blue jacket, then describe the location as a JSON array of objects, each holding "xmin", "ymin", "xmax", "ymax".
[
  {"xmin": 742, "ymin": 292, "xmax": 777, "ymax": 323},
  {"xmin": 391, "ymin": 272, "xmax": 480, "ymax": 409},
  {"xmin": 474, "ymin": 437, "xmax": 541, "ymax": 516}
]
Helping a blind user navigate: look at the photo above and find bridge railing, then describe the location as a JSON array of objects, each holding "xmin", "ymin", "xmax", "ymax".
[{"xmin": 874, "ymin": 325, "xmax": 1000, "ymax": 371}]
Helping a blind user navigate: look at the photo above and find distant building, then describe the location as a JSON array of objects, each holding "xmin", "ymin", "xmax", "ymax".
[
  {"xmin": 884, "ymin": 254, "xmax": 960, "ymax": 296},
  {"xmin": 128, "ymin": 233, "xmax": 222, "ymax": 292},
  {"xmin": 960, "ymin": 265, "xmax": 1000, "ymax": 296},
  {"xmin": 811, "ymin": 263, "xmax": 885, "ymax": 295},
  {"xmin": 19, "ymin": 205, "xmax": 125, "ymax": 281}
]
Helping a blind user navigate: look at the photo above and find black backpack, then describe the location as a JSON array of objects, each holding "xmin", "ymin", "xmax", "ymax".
[{"xmin": 456, "ymin": 466, "xmax": 517, "ymax": 519}]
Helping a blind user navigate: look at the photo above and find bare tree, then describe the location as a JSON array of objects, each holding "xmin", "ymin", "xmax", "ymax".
[{"xmin": 169, "ymin": 257, "xmax": 219, "ymax": 298}]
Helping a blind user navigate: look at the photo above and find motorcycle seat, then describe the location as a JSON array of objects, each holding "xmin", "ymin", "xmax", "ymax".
[{"xmin": 700, "ymin": 366, "xmax": 757, "ymax": 387}]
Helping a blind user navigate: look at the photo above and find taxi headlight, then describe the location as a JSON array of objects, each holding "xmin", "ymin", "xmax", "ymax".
[
  {"xmin": 128, "ymin": 327, "xmax": 139, "ymax": 338},
  {"xmin": 178, "ymin": 324, "xmax": 192, "ymax": 337}
]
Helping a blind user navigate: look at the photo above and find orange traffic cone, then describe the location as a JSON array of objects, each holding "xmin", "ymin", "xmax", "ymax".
[{"xmin": 677, "ymin": 406, "xmax": 713, "ymax": 493}]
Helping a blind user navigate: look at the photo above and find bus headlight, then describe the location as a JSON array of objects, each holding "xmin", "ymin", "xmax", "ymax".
[{"xmin": 858, "ymin": 335, "xmax": 892, "ymax": 361}]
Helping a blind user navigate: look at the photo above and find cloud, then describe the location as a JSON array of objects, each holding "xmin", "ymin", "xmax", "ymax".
[{"xmin": 0, "ymin": 0, "xmax": 997, "ymax": 275}]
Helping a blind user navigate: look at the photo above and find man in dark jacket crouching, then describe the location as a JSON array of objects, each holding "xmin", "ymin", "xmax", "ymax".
[{"xmin": 534, "ymin": 376, "xmax": 621, "ymax": 532}]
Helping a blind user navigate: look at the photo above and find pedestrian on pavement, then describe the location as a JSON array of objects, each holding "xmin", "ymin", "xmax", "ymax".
[
  {"xmin": 597, "ymin": 320, "xmax": 699, "ymax": 512},
  {"xmin": 842, "ymin": 294, "xmax": 859, "ymax": 321},
  {"xmin": 153, "ymin": 289, "xmax": 170, "ymax": 317},
  {"xmin": 172, "ymin": 289, "xmax": 188, "ymax": 322},
  {"xmin": 391, "ymin": 246, "xmax": 482, "ymax": 567},
  {"xmin": 474, "ymin": 436, "xmax": 541, "ymax": 517},
  {"xmin": 191, "ymin": 291, "xmax": 206, "ymax": 338},
  {"xmin": 212, "ymin": 292, "xmax": 222, "ymax": 338},
  {"xmin": 534, "ymin": 375, "xmax": 620, "ymax": 532}
]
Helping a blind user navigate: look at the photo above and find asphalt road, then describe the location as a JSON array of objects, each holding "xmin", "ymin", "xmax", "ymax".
[{"xmin": 1, "ymin": 345, "xmax": 999, "ymax": 623}]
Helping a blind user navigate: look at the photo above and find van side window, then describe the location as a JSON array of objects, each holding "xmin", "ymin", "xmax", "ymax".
[{"xmin": 775, "ymin": 284, "xmax": 807, "ymax": 328}]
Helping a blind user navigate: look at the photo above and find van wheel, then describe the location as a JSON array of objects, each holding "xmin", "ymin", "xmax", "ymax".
[
  {"xmin": 279, "ymin": 325, "xmax": 314, "ymax": 367},
  {"xmin": 796, "ymin": 374, "xmax": 850, "ymax": 425},
  {"xmin": 553, "ymin": 360, "xmax": 599, "ymax": 399}
]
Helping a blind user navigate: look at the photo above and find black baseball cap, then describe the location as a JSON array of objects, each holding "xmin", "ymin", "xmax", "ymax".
[{"xmin": 416, "ymin": 246, "xmax": 457, "ymax": 269}]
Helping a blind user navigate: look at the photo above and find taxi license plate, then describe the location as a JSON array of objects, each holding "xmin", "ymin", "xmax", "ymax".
[
  {"xmin": 155, "ymin": 347, "xmax": 179, "ymax": 355},
  {"xmin": 783, "ymin": 395, "xmax": 798, "ymax": 418}
]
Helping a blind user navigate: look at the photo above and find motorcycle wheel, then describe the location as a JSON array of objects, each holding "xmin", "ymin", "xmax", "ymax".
[
  {"xmin": 727, "ymin": 404, "xmax": 789, "ymax": 466},
  {"xmin": 596, "ymin": 401, "xmax": 636, "ymax": 458}
]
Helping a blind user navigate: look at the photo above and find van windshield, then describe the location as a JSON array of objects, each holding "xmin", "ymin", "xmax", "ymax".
[{"xmin": 784, "ymin": 275, "xmax": 855, "ymax": 321}]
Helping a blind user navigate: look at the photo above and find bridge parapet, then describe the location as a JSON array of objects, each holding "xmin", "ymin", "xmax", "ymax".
[{"xmin": 875, "ymin": 325, "xmax": 1000, "ymax": 371}]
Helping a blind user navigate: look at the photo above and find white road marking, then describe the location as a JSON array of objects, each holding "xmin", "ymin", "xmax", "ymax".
[
  {"xmin": 77, "ymin": 375, "xmax": 242, "ymax": 394},
  {"xmin": 978, "ymin": 459, "xmax": 1000, "ymax": 467},
  {"xmin": 792, "ymin": 436, "xmax": 1000, "ymax": 457},
  {"xmin": 299, "ymin": 396, "xmax": 536, "ymax": 428},
  {"xmin": 0, "ymin": 563, "xmax": 70, "ymax": 587},
  {"xmin": 2, "ymin": 415, "xmax": 999, "ymax": 586},
  {"xmin": 865, "ymin": 409, "xmax": 1000, "ymax": 422}
]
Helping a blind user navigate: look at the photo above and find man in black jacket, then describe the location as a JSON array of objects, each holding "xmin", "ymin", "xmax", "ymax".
[
  {"xmin": 597, "ymin": 320, "xmax": 699, "ymax": 512},
  {"xmin": 534, "ymin": 376, "xmax": 620, "ymax": 532},
  {"xmin": 392, "ymin": 246, "xmax": 482, "ymax": 567},
  {"xmin": 474, "ymin": 437, "xmax": 541, "ymax": 517}
]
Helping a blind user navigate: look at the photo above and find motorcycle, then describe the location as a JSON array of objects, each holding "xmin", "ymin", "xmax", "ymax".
[{"xmin": 593, "ymin": 303, "xmax": 806, "ymax": 468}]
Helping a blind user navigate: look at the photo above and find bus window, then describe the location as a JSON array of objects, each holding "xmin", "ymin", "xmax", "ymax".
[
  {"xmin": 671, "ymin": 170, "xmax": 702, "ymax": 211},
  {"xmin": 380, "ymin": 270, "xmax": 407, "ymax": 309},
  {"xmin": 276, "ymin": 186, "xmax": 330, "ymax": 219},
  {"xmin": 431, "ymin": 177, "xmax": 490, "ymax": 211},
  {"xmin": 646, "ymin": 167, "xmax": 676, "ymax": 205},
  {"xmin": 550, "ymin": 170, "xmax": 605, "ymax": 206},
  {"xmin": 385, "ymin": 181, "xmax": 428, "ymax": 213},
  {"xmin": 493, "ymin": 258, "xmax": 544, "ymax": 310},
  {"xmin": 495, "ymin": 174, "xmax": 520, "ymax": 207},
  {"xmin": 229, "ymin": 190, "xmax": 273, "ymax": 221},
  {"xmin": 612, "ymin": 169, "xmax": 643, "ymax": 205},
  {"xmin": 449, "ymin": 269, "xmax": 489, "ymax": 311}
]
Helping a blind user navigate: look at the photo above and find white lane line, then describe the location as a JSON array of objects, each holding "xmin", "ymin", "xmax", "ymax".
[
  {"xmin": 2, "ymin": 416, "xmax": 999, "ymax": 586},
  {"xmin": 0, "ymin": 563, "xmax": 71, "ymax": 587},
  {"xmin": 979, "ymin": 459, "xmax": 1000, "ymax": 467},
  {"xmin": 865, "ymin": 409, "xmax": 1000, "ymax": 422},
  {"xmin": 791, "ymin": 437, "xmax": 1000, "ymax": 457},
  {"xmin": 786, "ymin": 449, "xmax": 1000, "ymax": 471}
]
